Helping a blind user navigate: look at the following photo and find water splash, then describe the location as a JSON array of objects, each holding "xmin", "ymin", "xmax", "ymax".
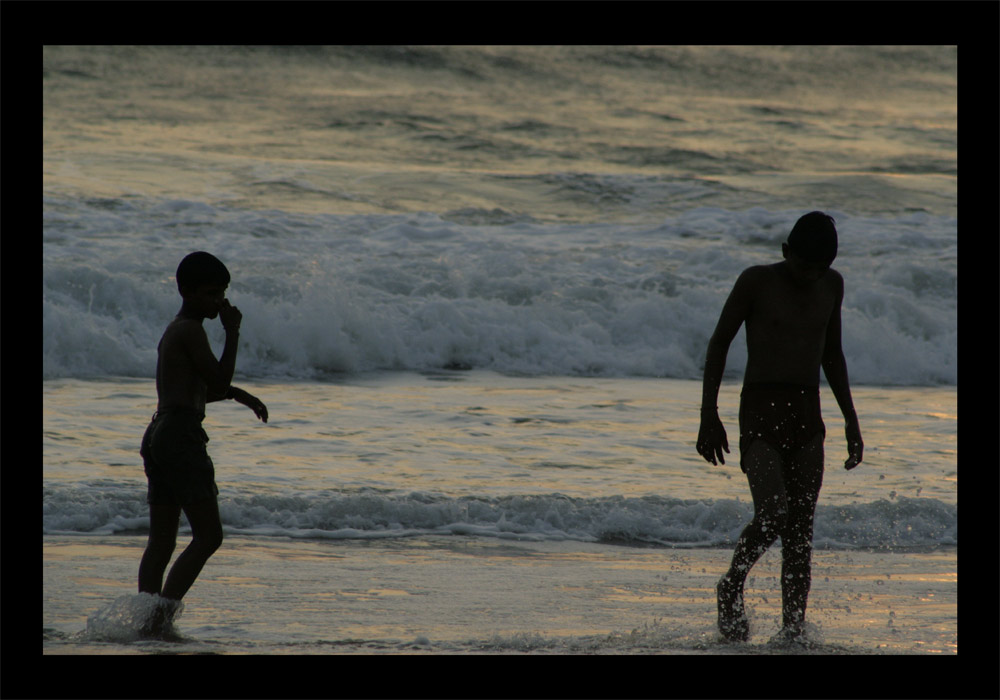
[{"xmin": 85, "ymin": 593, "xmax": 184, "ymax": 643}]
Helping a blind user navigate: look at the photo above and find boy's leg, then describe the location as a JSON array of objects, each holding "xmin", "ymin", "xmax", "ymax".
[
  {"xmin": 724, "ymin": 440, "xmax": 790, "ymax": 584},
  {"xmin": 138, "ymin": 503, "xmax": 182, "ymax": 594},
  {"xmin": 718, "ymin": 439, "xmax": 789, "ymax": 639},
  {"xmin": 779, "ymin": 434, "xmax": 825, "ymax": 632},
  {"xmin": 160, "ymin": 497, "xmax": 224, "ymax": 602}
]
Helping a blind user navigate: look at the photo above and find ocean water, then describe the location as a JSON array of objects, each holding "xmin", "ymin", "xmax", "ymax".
[{"xmin": 42, "ymin": 46, "xmax": 956, "ymax": 656}]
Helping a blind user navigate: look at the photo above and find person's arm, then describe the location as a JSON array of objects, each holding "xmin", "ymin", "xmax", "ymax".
[
  {"xmin": 203, "ymin": 300, "xmax": 267, "ymax": 422},
  {"xmin": 225, "ymin": 386, "xmax": 269, "ymax": 423},
  {"xmin": 697, "ymin": 268, "xmax": 756, "ymax": 465},
  {"xmin": 821, "ymin": 272, "xmax": 863, "ymax": 470},
  {"xmin": 186, "ymin": 300, "xmax": 240, "ymax": 400}
]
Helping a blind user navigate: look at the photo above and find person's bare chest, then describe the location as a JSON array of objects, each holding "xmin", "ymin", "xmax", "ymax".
[
  {"xmin": 749, "ymin": 277, "xmax": 835, "ymax": 339},
  {"xmin": 157, "ymin": 323, "xmax": 208, "ymax": 407}
]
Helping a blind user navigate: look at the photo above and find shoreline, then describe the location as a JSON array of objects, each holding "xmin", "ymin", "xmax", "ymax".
[{"xmin": 44, "ymin": 534, "xmax": 956, "ymax": 656}]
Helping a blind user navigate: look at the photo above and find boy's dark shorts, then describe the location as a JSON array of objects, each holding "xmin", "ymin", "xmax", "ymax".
[
  {"xmin": 140, "ymin": 408, "xmax": 219, "ymax": 506},
  {"xmin": 738, "ymin": 383, "xmax": 826, "ymax": 474}
]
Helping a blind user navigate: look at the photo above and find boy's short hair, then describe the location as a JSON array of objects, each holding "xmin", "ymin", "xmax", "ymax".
[
  {"xmin": 176, "ymin": 251, "xmax": 231, "ymax": 294},
  {"xmin": 787, "ymin": 211, "xmax": 837, "ymax": 264}
]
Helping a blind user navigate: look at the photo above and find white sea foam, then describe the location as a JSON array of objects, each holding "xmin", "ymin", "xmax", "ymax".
[
  {"xmin": 42, "ymin": 483, "xmax": 957, "ymax": 550},
  {"xmin": 43, "ymin": 199, "xmax": 956, "ymax": 385}
]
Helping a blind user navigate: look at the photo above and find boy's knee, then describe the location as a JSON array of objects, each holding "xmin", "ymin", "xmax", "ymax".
[
  {"xmin": 758, "ymin": 495, "xmax": 789, "ymax": 532},
  {"xmin": 206, "ymin": 530, "xmax": 224, "ymax": 553},
  {"xmin": 782, "ymin": 529, "xmax": 813, "ymax": 554},
  {"xmin": 780, "ymin": 509, "xmax": 815, "ymax": 542},
  {"xmin": 779, "ymin": 522, "xmax": 814, "ymax": 563},
  {"xmin": 147, "ymin": 535, "xmax": 178, "ymax": 558},
  {"xmin": 766, "ymin": 513, "xmax": 789, "ymax": 537},
  {"xmin": 193, "ymin": 528, "xmax": 223, "ymax": 554}
]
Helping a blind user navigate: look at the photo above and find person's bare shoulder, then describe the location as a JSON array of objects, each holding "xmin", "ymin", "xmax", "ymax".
[
  {"xmin": 733, "ymin": 263, "xmax": 774, "ymax": 292},
  {"xmin": 161, "ymin": 316, "xmax": 204, "ymax": 346},
  {"xmin": 819, "ymin": 268, "xmax": 845, "ymax": 301},
  {"xmin": 742, "ymin": 263, "xmax": 779, "ymax": 279},
  {"xmin": 716, "ymin": 265, "xmax": 771, "ymax": 322},
  {"xmin": 158, "ymin": 317, "xmax": 215, "ymax": 369},
  {"xmin": 159, "ymin": 315, "xmax": 226, "ymax": 394}
]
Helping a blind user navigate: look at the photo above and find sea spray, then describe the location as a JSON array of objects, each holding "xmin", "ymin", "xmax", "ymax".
[{"xmin": 85, "ymin": 593, "xmax": 184, "ymax": 642}]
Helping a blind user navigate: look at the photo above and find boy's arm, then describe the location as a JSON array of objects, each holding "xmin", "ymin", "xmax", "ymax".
[
  {"xmin": 199, "ymin": 301, "xmax": 266, "ymax": 422},
  {"xmin": 701, "ymin": 268, "xmax": 756, "ymax": 409},
  {"xmin": 697, "ymin": 268, "xmax": 756, "ymax": 465},
  {"xmin": 180, "ymin": 307, "xmax": 240, "ymax": 399},
  {"xmin": 821, "ymin": 272, "xmax": 863, "ymax": 470},
  {"xmin": 224, "ymin": 386, "xmax": 269, "ymax": 423}
]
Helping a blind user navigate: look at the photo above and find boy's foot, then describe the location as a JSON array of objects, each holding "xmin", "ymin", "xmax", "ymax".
[
  {"xmin": 138, "ymin": 597, "xmax": 181, "ymax": 639},
  {"xmin": 768, "ymin": 621, "xmax": 814, "ymax": 647},
  {"xmin": 716, "ymin": 576, "xmax": 749, "ymax": 642}
]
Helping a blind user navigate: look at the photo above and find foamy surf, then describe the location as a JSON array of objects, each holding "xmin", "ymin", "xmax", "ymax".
[
  {"xmin": 43, "ymin": 202, "xmax": 956, "ymax": 386},
  {"xmin": 43, "ymin": 486, "xmax": 957, "ymax": 551}
]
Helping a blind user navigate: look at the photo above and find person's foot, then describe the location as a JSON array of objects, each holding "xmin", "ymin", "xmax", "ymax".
[
  {"xmin": 768, "ymin": 621, "xmax": 813, "ymax": 647},
  {"xmin": 138, "ymin": 596, "xmax": 182, "ymax": 639},
  {"xmin": 716, "ymin": 576, "xmax": 749, "ymax": 642}
]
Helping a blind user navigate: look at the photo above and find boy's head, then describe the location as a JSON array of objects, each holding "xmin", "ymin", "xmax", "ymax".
[
  {"xmin": 176, "ymin": 251, "xmax": 230, "ymax": 296},
  {"xmin": 785, "ymin": 211, "xmax": 837, "ymax": 265}
]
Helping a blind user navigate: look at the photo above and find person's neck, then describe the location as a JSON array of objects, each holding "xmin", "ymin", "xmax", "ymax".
[{"xmin": 177, "ymin": 303, "xmax": 205, "ymax": 322}]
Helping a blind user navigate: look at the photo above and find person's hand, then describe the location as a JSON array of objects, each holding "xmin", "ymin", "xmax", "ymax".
[
  {"xmin": 219, "ymin": 299, "xmax": 242, "ymax": 333},
  {"xmin": 230, "ymin": 387, "xmax": 268, "ymax": 423},
  {"xmin": 844, "ymin": 421, "xmax": 863, "ymax": 470},
  {"xmin": 242, "ymin": 391, "xmax": 268, "ymax": 423},
  {"xmin": 697, "ymin": 409, "xmax": 730, "ymax": 465},
  {"xmin": 247, "ymin": 394, "xmax": 268, "ymax": 423}
]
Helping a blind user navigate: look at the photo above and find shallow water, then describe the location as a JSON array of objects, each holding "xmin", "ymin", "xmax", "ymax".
[
  {"xmin": 44, "ymin": 374, "xmax": 956, "ymax": 655},
  {"xmin": 44, "ymin": 535, "xmax": 956, "ymax": 656},
  {"xmin": 43, "ymin": 375, "xmax": 956, "ymax": 547}
]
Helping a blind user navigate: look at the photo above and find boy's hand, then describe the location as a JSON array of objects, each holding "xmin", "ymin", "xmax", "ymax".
[
  {"xmin": 844, "ymin": 422, "xmax": 863, "ymax": 470},
  {"xmin": 230, "ymin": 387, "xmax": 268, "ymax": 423},
  {"xmin": 697, "ymin": 410, "xmax": 730, "ymax": 466},
  {"xmin": 246, "ymin": 393, "xmax": 268, "ymax": 423},
  {"xmin": 219, "ymin": 299, "xmax": 242, "ymax": 333}
]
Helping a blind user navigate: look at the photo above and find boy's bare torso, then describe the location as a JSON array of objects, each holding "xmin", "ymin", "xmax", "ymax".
[
  {"xmin": 739, "ymin": 262, "xmax": 841, "ymax": 385},
  {"xmin": 156, "ymin": 317, "xmax": 211, "ymax": 415}
]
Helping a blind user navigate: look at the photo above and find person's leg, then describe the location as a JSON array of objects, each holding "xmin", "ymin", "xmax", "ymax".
[
  {"xmin": 160, "ymin": 497, "xmax": 224, "ymax": 601},
  {"xmin": 138, "ymin": 504, "xmax": 182, "ymax": 594},
  {"xmin": 718, "ymin": 439, "xmax": 789, "ymax": 640},
  {"xmin": 778, "ymin": 433, "xmax": 824, "ymax": 633}
]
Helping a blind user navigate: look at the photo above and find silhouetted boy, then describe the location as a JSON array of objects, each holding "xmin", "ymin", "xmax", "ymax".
[
  {"xmin": 697, "ymin": 212, "xmax": 863, "ymax": 642},
  {"xmin": 137, "ymin": 252, "xmax": 268, "ymax": 635}
]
